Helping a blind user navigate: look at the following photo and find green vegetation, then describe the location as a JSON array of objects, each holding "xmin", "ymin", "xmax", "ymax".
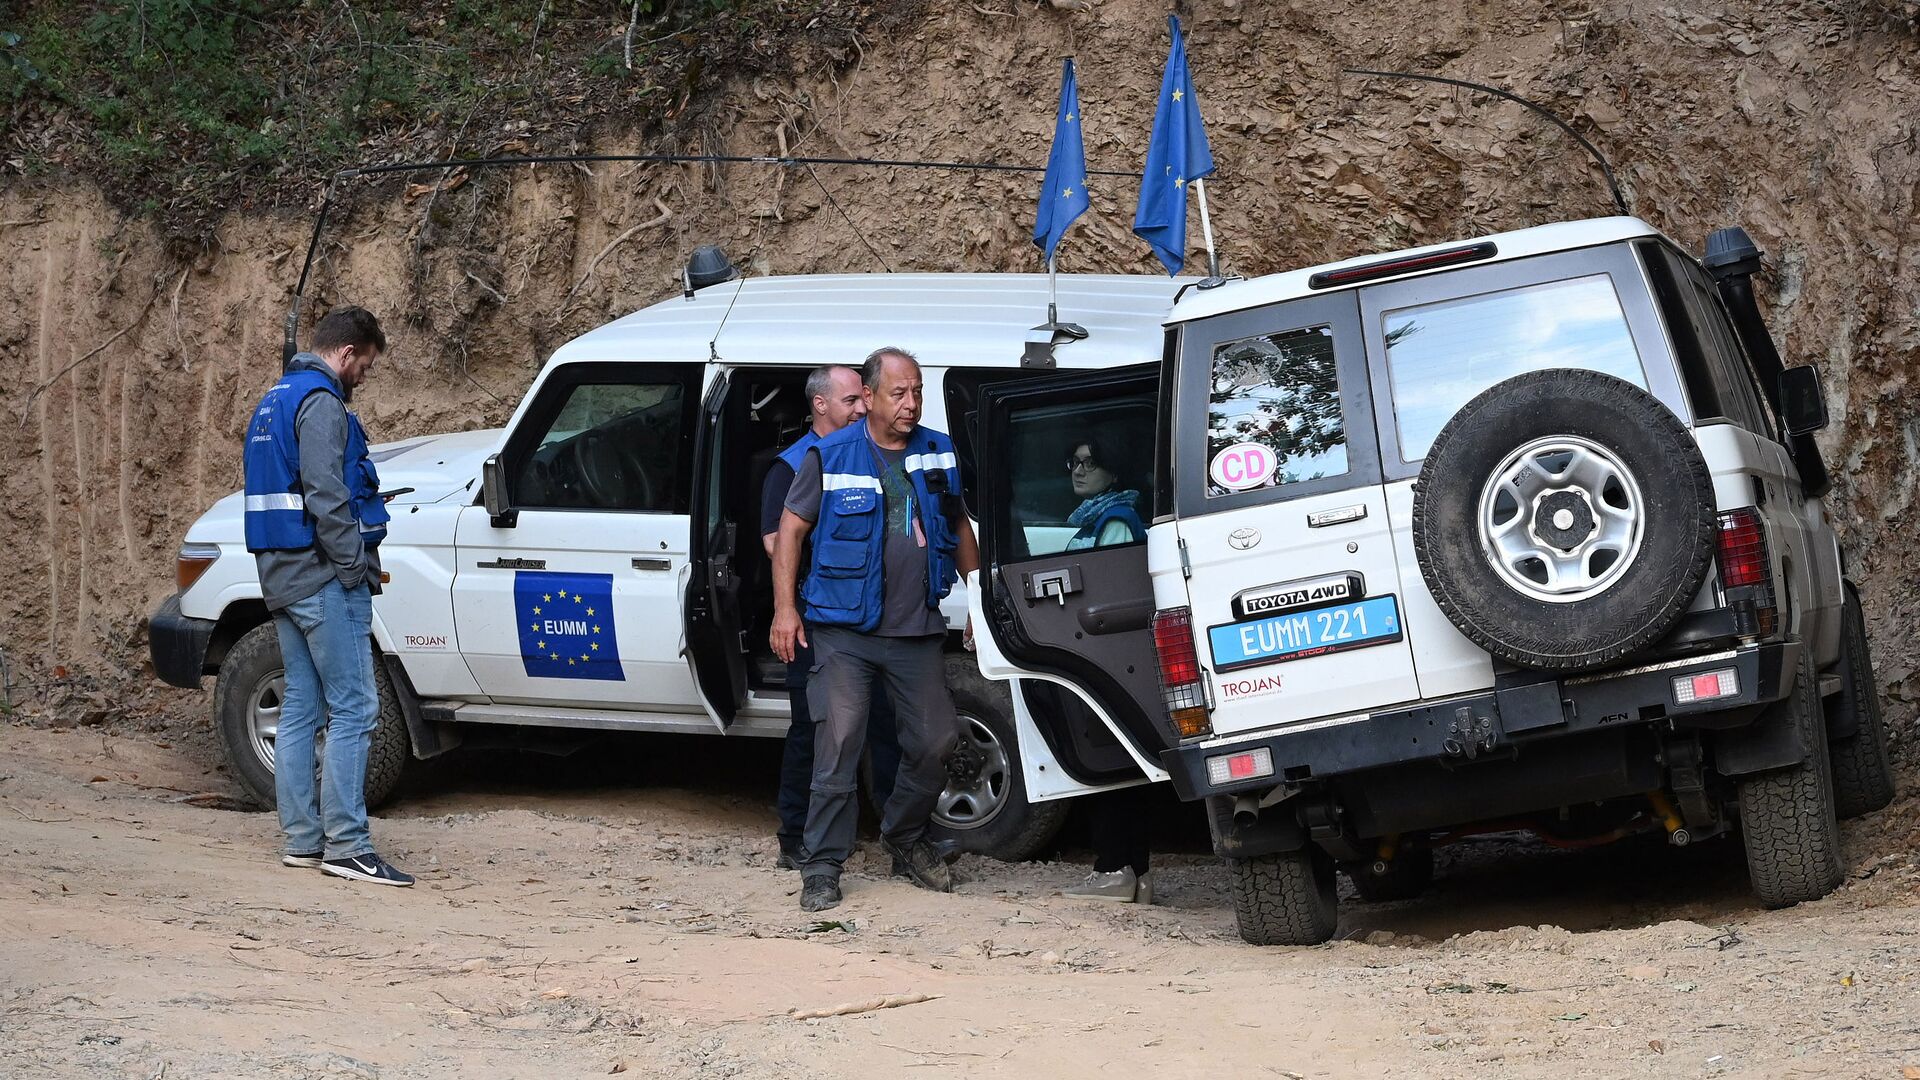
[{"xmin": 0, "ymin": 0, "xmax": 885, "ymax": 232}]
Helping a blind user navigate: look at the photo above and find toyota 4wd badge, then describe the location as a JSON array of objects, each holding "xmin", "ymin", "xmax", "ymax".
[{"xmin": 1231, "ymin": 572, "xmax": 1365, "ymax": 620}]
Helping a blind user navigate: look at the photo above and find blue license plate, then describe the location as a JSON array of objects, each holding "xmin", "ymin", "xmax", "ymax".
[{"xmin": 1208, "ymin": 595, "xmax": 1403, "ymax": 672}]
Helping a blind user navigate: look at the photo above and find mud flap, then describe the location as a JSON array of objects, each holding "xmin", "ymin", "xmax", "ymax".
[{"xmin": 1713, "ymin": 696, "xmax": 1808, "ymax": 776}]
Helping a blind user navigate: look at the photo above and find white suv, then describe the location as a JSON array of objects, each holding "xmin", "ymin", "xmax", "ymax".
[
  {"xmin": 149, "ymin": 267, "xmax": 1181, "ymax": 863},
  {"xmin": 969, "ymin": 217, "xmax": 1892, "ymax": 944}
]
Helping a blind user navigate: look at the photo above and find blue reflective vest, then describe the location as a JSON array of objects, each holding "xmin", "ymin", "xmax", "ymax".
[
  {"xmin": 242, "ymin": 367, "xmax": 390, "ymax": 553},
  {"xmin": 803, "ymin": 423, "xmax": 962, "ymax": 631},
  {"xmin": 1065, "ymin": 503, "xmax": 1146, "ymax": 550},
  {"xmin": 776, "ymin": 429, "xmax": 820, "ymax": 472}
]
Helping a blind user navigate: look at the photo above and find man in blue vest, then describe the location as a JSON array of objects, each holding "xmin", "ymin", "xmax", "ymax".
[
  {"xmin": 242, "ymin": 307, "xmax": 412, "ymax": 887},
  {"xmin": 759, "ymin": 364, "xmax": 902, "ymax": 870},
  {"xmin": 770, "ymin": 347, "xmax": 980, "ymax": 912}
]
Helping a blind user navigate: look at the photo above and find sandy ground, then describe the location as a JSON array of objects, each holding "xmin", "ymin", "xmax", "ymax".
[{"xmin": 2, "ymin": 720, "xmax": 1918, "ymax": 1080}]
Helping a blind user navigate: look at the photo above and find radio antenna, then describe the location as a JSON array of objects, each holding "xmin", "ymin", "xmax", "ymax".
[{"xmin": 1342, "ymin": 68, "xmax": 1630, "ymax": 217}]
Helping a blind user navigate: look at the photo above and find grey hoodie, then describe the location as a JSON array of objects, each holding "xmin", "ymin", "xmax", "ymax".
[{"xmin": 253, "ymin": 353, "xmax": 382, "ymax": 610}]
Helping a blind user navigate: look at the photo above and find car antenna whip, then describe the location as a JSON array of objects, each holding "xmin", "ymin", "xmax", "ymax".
[{"xmin": 1341, "ymin": 69, "xmax": 1630, "ymax": 217}]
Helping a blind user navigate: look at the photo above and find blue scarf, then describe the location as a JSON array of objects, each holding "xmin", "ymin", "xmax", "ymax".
[{"xmin": 1068, "ymin": 488, "xmax": 1141, "ymax": 529}]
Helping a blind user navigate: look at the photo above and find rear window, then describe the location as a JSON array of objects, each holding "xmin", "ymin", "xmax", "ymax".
[
  {"xmin": 1206, "ymin": 325, "xmax": 1349, "ymax": 495},
  {"xmin": 1382, "ymin": 274, "xmax": 1648, "ymax": 462}
]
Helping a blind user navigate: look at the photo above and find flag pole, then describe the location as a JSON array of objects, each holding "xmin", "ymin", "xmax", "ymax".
[
  {"xmin": 1193, "ymin": 177, "xmax": 1220, "ymax": 279},
  {"xmin": 1047, "ymin": 254, "xmax": 1059, "ymax": 326}
]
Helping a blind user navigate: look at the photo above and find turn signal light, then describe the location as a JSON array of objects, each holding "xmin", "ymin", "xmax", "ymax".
[
  {"xmin": 176, "ymin": 543, "xmax": 220, "ymax": 593},
  {"xmin": 1716, "ymin": 507, "xmax": 1777, "ymax": 636},
  {"xmin": 1152, "ymin": 606, "xmax": 1212, "ymax": 739}
]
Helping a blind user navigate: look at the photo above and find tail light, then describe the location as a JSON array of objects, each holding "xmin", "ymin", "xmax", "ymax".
[
  {"xmin": 1715, "ymin": 508, "xmax": 1776, "ymax": 636},
  {"xmin": 1152, "ymin": 606, "xmax": 1212, "ymax": 738},
  {"xmin": 176, "ymin": 543, "xmax": 221, "ymax": 593}
]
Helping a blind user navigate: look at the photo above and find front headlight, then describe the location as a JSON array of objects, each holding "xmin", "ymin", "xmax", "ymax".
[{"xmin": 176, "ymin": 543, "xmax": 221, "ymax": 593}]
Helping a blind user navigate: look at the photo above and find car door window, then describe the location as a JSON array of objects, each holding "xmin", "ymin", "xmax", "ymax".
[
  {"xmin": 1000, "ymin": 392, "xmax": 1156, "ymax": 560},
  {"xmin": 1206, "ymin": 325, "xmax": 1349, "ymax": 496},
  {"xmin": 1382, "ymin": 274, "xmax": 1648, "ymax": 462},
  {"xmin": 505, "ymin": 366, "xmax": 698, "ymax": 513}
]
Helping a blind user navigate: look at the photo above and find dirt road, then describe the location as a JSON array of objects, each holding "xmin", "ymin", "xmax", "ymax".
[{"xmin": 3, "ymin": 721, "xmax": 1917, "ymax": 1079}]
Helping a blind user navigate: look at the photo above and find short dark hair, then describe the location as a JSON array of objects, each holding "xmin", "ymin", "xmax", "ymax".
[
  {"xmin": 1068, "ymin": 427, "xmax": 1145, "ymax": 492},
  {"xmin": 860, "ymin": 346, "xmax": 919, "ymax": 389},
  {"xmin": 311, "ymin": 307, "xmax": 387, "ymax": 355}
]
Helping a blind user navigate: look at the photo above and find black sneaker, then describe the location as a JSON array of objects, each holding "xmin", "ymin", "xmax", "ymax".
[
  {"xmin": 321, "ymin": 852, "xmax": 415, "ymax": 888},
  {"xmin": 775, "ymin": 836, "xmax": 807, "ymax": 871},
  {"xmin": 800, "ymin": 874, "xmax": 842, "ymax": 912},
  {"xmin": 883, "ymin": 838, "xmax": 953, "ymax": 893},
  {"xmin": 281, "ymin": 852, "xmax": 323, "ymax": 869}
]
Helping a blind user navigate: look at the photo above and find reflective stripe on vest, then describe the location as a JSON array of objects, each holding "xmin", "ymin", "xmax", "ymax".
[{"xmin": 242, "ymin": 364, "xmax": 387, "ymax": 553}]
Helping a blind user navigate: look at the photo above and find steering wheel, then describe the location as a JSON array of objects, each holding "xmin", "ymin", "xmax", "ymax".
[{"xmin": 572, "ymin": 430, "xmax": 633, "ymax": 507}]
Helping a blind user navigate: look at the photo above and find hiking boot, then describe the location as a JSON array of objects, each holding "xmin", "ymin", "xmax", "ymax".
[
  {"xmin": 281, "ymin": 852, "xmax": 323, "ymax": 869},
  {"xmin": 884, "ymin": 838, "xmax": 953, "ymax": 893},
  {"xmin": 321, "ymin": 851, "xmax": 415, "ymax": 888},
  {"xmin": 1062, "ymin": 867, "xmax": 1142, "ymax": 903},
  {"xmin": 775, "ymin": 836, "xmax": 807, "ymax": 871},
  {"xmin": 800, "ymin": 874, "xmax": 843, "ymax": 912}
]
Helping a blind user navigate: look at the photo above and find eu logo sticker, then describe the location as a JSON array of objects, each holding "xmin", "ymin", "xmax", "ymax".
[{"xmin": 514, "ymin": 571, "xmax": 622, "ymax": 681}]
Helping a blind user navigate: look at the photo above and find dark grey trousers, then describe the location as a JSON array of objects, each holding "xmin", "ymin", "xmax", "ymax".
[{"xmin": 801, "ymin": 627, "xmax": 961, "ymax": 878}]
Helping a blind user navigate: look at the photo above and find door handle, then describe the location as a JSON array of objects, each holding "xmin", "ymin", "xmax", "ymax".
[
  {"xmin": 1021, "ymin": 565, "xmax": 1083, "ymax": 605},
  {"xmin": 1307, "ymin": 504, "xmax": 1368, "ymax": 528},
  {"xmin": 632, "ymin": 556, "xmax": 672, "ymax": 572}
]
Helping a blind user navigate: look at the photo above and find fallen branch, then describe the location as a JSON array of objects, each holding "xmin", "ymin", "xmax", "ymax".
[
  {"xmin": 788, "ymin": 992, "xmax": 941, "ymax": 1021},
  {"xmin": 562, "ymin": 197, "xmax": 673, "ymax": 305},
  {"xmin": 4, "ymin": 801, "xmax": 73, "ymax": 823}
]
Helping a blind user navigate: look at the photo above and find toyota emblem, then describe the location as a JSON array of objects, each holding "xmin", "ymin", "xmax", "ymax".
[{"xmin": 1228, "ymin": 527, "xmax": 1262, "ymax": 550}]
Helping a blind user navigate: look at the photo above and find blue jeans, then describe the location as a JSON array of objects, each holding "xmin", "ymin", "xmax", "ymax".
[
  {"xmin": 778, "ymin": 638, "xmax": 901, "ymax": 845},
  {"xmin": 271, "ymin": 579, "xmax": 377, "ymax": 861}
]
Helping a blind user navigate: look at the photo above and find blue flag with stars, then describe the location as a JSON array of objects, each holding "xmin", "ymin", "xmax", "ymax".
[
  {"xmin": 1033, "ymin": 58, "xmax": 1090, "ymax": 264},
  {"xmin": 514, "ymin": 571, "xmax": 622, "ymax": 681},
  {"xmin": 1131, "ymin": 15, "xmax": 1215, "ymax": 275}
]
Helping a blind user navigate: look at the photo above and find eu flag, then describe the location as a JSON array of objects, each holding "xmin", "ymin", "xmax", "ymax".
[
  {"xmin": 1131, "ymin": 15, "xmax": 1215, "ymax": 275},
  {"xmin": 1033, "ymin": 58, "xmax": 1091, "ymax": 264},
  {"xmin": 514, "ymin": 571, "xmax": 623, "ymax": 681}
]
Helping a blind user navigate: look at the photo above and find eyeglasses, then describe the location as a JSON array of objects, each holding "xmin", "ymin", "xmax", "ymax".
[{"xmin": 1066, "ymin": 457, "xmax": 1102, "ymax": 473}]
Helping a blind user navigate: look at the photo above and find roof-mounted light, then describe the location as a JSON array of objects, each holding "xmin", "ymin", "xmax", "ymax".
[{"xmin": 1307, "ymin": 241, "xmax": 1498, "ymax": 290}]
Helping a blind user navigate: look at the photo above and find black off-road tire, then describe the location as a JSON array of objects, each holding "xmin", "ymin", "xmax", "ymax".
[
  {"xmin": 1737, "ymin": 650, "xmax": 1845, "ymax": 908},
  {"xmin": 213, "ymin": 621, "xmax": 411, "ymax": 812},
  {"xmin": 1346, "ymin": 844, "xmax": 1435, "ymax": 903},
  {"xmin": 927, "ymin": 657, "xmax": 1071, "ymax": 862},
  {"xmin": 1229, "ymin": 845, "xmax": 1339, "ymax": 946},
  {"xmin": 1412, "ymin": 370, "xmax": 1716, "ymax": 671},
  {"xmin": 1828, "ymin": 582, "xmax": 1895, "ymax": 818}
]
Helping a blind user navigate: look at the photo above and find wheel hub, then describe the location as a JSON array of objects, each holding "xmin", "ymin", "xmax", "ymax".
[
  {"xmin": 1477, "ymin": 434, "xmax": 1646, "ymax": 603},
  {"xmin": 1531, "ymin": 489, "xmax": 1598, "ymax": 551},
  {"xmin": 934, "ymin": 713, "xmax": 1010, "ymax": 830}
]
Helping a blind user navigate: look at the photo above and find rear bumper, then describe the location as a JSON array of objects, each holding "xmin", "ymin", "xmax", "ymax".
[
  {"xmin": 1162, "ymin": 641, "xmax": 1795, "ymax": 802},
  {"xmin": 149, "ymin": 595, "xmax": 216, "ymax": 689}
]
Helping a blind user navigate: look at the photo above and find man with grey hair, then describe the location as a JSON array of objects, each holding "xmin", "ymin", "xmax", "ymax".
[
  {"xmin": 760, "ymin": 365, "xmax": 901, "ymax": 870},
  {"xmin": 771, "ymin": 347, "xmax": 980, "ymax": 912}
]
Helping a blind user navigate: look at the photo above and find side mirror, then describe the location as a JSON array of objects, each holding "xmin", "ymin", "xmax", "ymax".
[
  {"xmin": 482, "ymin": 452, "xmax": 517, "ymax": 528},
  {"xmin": 1779, "ymin": 366, "xmax": 1829, "ymax": 436}
]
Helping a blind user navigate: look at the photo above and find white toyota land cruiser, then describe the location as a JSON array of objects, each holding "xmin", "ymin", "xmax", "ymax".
[
  {"xmin": 967, "ymin": 217, "xmax": 1893, "ymax": 944},
  {"xmin": 149, "ymin": 267, "xmax": 1183, "ymax": 862}
]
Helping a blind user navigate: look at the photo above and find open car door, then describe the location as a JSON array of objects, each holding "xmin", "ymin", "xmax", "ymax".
[
  {"xmin": 968, "ymin": 364, "xmax": 1176, "ymax": 785},
  {"xmin": 684, "ymin": 369, "xmax": 748, "ymax": 730}
]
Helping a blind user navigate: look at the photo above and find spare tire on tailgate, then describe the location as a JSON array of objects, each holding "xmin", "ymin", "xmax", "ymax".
[{"xmin": 1412, "ymin": 370, "xmax": 1715, "ymax": 671}]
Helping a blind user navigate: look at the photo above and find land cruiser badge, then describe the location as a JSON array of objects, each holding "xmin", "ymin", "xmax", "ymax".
[{"xmin": 1231, "ymin": 572, "xmax": 1364, "ymax": 620}]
